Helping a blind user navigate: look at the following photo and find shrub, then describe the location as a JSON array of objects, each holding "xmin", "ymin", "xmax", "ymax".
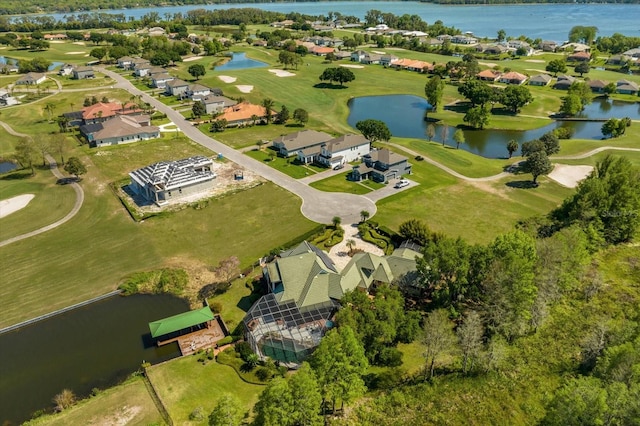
[
  {"xmin": 216, "ymin": 336, "xmax": 234, "ymax": 346},
  {"xmin": 553, "ymin": 126, "xmax": 575, "ymax": 140},
  {"xmin": 53, "ymin": 389, "xmax": 76, "ymax": 412},
  {"xmin": 235, "ymin": 341, "xmax": 253, "ymax": 361},
  {"xmin": 377, "ymin": 347, "xmax": 404, "ymax": 367},
  {"xmin": 189, "ymin": 406, "xmax": 206, "ymax": 421},
  {"xmin": 415, "ymin": 155, "xmax": 424, "ymax": 161},
  {"xmin": 255, "ymin": 366, "xmax": 274, "ymax": 381},
  {"xmin": 209, "ymin": 301, "xmax": 223, "ymax": 314},
  {"xmin": 118, "ymin": 268, "xmax": 188, "ymax": 296}
]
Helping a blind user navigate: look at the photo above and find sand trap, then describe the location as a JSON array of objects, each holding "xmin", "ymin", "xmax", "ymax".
[
  {"xmin": 183, "ymin": 56, "xmax": 203, "ymax": 62},
  {"xmin": 525, "ymin": 59, "xmax": 546, "ymax": 63},
  {"xmin": 65, "ymin": 51, "xmax": 85, "ymax": 55},
  {"xmin": 236, "ymin": 85, "xmax": 253, "ymax": 93},
  {"xmin": 268, "ymin": 69, "xmax": 295, "ymax": 77},
  {"xmin": 49, "ymin": 40, "xmax": 65, "ymax": 44},
  {"xmin": 340, "ymin": 64, "xmax": 364, "ymax": 69},
  {"xmin": 0, "ymin": 194, "xmax": 35, "ymax": 219},
  {"xmin": 548, "ymin": 164, "xmax": 593, "ymax": 188},
  {"xmin": 72, "ymin": 41, "xmax": 85, "ymax": 45},
  {"xmin": 372, "ymin": 50, "xmax": 386, "ymax": 54},
  {"xmin": 218, "ymin": 75, "xmax": 236, "ymax": 83},
  {"xmin": 158, "ymin": 122, "xmax": 179, "ymax": 132},
  {"xmin": 479, "ymin": 62, "xmax": 498, "ymax": 67},
  {"xmin": 526, "ymin": 68, "xmax": 550, "ymax": 73}
]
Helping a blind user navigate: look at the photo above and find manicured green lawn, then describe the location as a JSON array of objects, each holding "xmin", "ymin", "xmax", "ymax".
[
  {"xmin": 560, "ymin": 150, "xmax": 640, "ymax": 168},
  {"xmin": 0, "ymin": 168, "xmax": 77, "ymax": 241},
  {"xmin": 147, "ymin": 355, "xmax": 263, "ymax": 424},
  {"xmin": 53, "ymin": 73, "xmax": 113, "ymax": 89},
  {"xmin": 24, "ymin": 377, "xmax": 162, "ymax": 426},
  {"xmin": 310, "ymin": 172, "xmax": 374, "ymax": 195},
  {"xmin": 211, "ymin": 123, "xmax": 315, "ymax": 150},
  {"xmin": 0, "ymin": 126, "xmax": 22, "ymax": 157},
  {"xmin": 244, "ymin": 149, "xmax": 314, "ymax": 179}
]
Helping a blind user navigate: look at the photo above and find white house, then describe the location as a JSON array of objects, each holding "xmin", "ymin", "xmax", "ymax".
[
  {"xmin": 188, "ymin": 84, "xmax": 211, "ymax": 101},
  {"xmin": 151, "ymin": 73, "xmax": 175, "ymax": 89},
  {"xmin": 316, "ymin": 134, "xmax": 371, "ymax": 168}
]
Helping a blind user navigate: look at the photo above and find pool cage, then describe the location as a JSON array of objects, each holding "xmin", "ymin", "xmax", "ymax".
[{"xmin": 243, "ymin": 293, "xmax": 339, "ymax": 365}]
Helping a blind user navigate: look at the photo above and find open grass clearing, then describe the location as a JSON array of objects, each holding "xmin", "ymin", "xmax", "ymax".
[
  {"xmin": 211, "ymin": 123, "xmax": 312, "ymax": 150},
  {"xmin": 0, "ymin": 126, "xmax": 22, "ymax": 157},
  {"xmin": 24, "ymin": 377, "xmax": 162, "ymax": 426},
  {"xmin": 147, "ymin": 355, "xmax": 263, "ymax": 424},
  {"xmin": 244, "ymin": 149, "xmax": 312, "ymax": 179},
  {"xmin": 560, "ymin": 150, "xmax": 640, "ymax": 168},
  {"xmin": 54, "ymin": 73, "xmax": 113, "ymax": 89},
  {"xmin": 0, "ymin": 168, "xmax": 76, "ymax": 241},
  {"xmin": 310, "ymin": 171, "xmax": 374, "ymax": 194}
]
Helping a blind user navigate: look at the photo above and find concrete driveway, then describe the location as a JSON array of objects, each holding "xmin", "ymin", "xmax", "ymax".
[{"xmin": 101, "ymin": 68, "xmax": 376, "ymax": 224}]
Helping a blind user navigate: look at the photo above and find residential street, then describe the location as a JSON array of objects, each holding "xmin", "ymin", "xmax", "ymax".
[{"xmin": 100, "ymin": 68, "xmax": 377, "ymax": 224}]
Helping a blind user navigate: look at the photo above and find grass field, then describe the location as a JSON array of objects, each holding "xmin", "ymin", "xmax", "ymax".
[
  {"xmin": 310, "ymin": 171, "xmax": 380, "ymax": 194},
  {"xmin": 244, "ymin": 148, "xmax": 318, "ymax": 179},
  {"xmin": 147, "ymin": 356, "xmax": 263, "ymax": 424},
  {"xmin": 24, "ymin": 377, "xmax": 163, "ymax": 426}
]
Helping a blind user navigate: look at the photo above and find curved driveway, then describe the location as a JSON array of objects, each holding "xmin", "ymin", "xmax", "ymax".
[
  {"xmin": 0, "ymin": 122, "xmax": 85, "ymax": 248},
  {"xmin": 100, "ymin": 68, "xmax": 376, "ymax": 224}
]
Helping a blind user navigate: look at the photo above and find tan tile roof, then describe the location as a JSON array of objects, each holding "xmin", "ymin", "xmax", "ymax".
[{"xmin": 220, "ymin": 102, "xmax": 275, "ymax": 123}]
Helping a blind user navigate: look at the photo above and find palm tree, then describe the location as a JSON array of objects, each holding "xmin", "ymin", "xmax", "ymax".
[
  {"xmin": 251, "ymin": 114, "xmax": 259, "ymax": 126},
  {"xmin": 261, "ymin": 98, "xmax": 274, "ymax": 124},
  {"xmin": 346, "ymin": 239, "xmax": 356, "ymax": 254},
  {"xmin": 360, "ymin": 210, "xmax": 370, "ymax": 223},
  {"xmin": 44, "ymin": 102, "xmax": 55, "ymax": 122}
]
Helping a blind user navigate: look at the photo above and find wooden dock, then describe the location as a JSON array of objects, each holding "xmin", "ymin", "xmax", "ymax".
[{"xmin": 174, "ymin": 317, "xmax": 226, "ymax": 356}]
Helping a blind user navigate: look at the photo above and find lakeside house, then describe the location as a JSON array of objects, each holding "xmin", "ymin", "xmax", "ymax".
[
  {"xmin": 588, "ymin": 79, "xmax": 609, "ymax": 93},
  {"xmin": 129, "ymin": 155, "xmax": 217, "ymax": 206},
  {"xmin": 567, "ymin": 51, "xmax": 591, "ymax": 62},
  {"xmin": 616, "ymin": 79, "xmax": 639, "ymax": 95},
  {"xmin": 79, "ymin": 114, "xmax": 159, "ymax": 148},
  {"xmin": 243, "ymin": 241, "xmax": 421, "ymax": 364},
  {"xmin": 350, "ymin": 148, "xmax": 412, "ymax": 183}
]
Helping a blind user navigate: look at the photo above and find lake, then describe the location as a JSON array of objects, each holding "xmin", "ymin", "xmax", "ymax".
[
  {"xmin": 347, "ymin": 94, "xmax": 639, "ymax": 158},
  {"xmin": 0, "ymin": 55, "xmax": 64, "ymax": 71},
  {"xmin": 39, "ymin": 2, "xmax": 640, "ymax": 42},
  {"xmin": 215, "ymin": 52, "xmax": 267, "ymax": 71},
  {"xmin": 0, "ymin": 161, "xmax": 18, "ymax": 173},
  {"xmin": 0, "ymin": 294, "xmax": 189, "ymax": 425}
]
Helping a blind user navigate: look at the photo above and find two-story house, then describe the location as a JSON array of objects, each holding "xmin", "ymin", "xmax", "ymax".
[{"xmin": 351, "ymin": 149, "xmax": 412, "ymax": 183}]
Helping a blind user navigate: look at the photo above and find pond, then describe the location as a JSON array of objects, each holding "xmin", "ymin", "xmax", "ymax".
[
  {"xmin": 0, "ymin": 161, "xmax": 18, "ymax": 173},
  {"xmin": 347, "ymin": 95, "xmax": 639, "ymax": 158},
  {"xmin": 0, "ymin": 294, "xmax": 189, "ymax": 425},
  {"xmin": 0, "ymin": 55, "xmax": 64, "ymax": 71},
  {"xmin": 215, "ymin": 52, "xmax": 267, "ymax": 71}
]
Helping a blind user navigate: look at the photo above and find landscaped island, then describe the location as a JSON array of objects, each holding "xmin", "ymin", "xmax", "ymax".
[{"xmin": 0, "ymin": 8, "xmax": 639, "ymax": 425}]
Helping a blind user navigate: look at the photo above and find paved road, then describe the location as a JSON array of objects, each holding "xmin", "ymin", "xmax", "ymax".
[
  {"xmin": 100, "ymin": 68, "xmax": 376, "ymax": 224},
  {"xmin": 0, "ymin": 121, "xmax": 85, "ymax": 248}
]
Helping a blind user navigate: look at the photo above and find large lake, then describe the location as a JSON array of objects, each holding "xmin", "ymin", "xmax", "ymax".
[
  {"xmin": 347, "ymin": 94, "xmax": 639, "ymax": 158},
  {"xmin": 0, "ymin": 294, "xmax": 188, "ymax": 425},
  {"xmin": 39, "ymin": 3, "xmax": 640, "ymax": 42}
]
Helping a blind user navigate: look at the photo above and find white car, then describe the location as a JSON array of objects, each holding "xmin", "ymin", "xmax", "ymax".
[{"xmin": 394, "ymin": 179, "xmax": 410, "ymax": 188}]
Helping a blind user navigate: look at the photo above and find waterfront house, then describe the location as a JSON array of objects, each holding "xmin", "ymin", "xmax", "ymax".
[
  {"xmin": 554, "ymin": 75, "xmax": 576, "ymax": 90},
  {"xmin": 129, "ymin": 155, "xmax": 216, "ymax": 205},
  {"xmin": 588, "ymin": 79, "xmax": 609, "ymax": 93},
  {"xmin": 315, "ymin": 134, "xmax": 371, "ymax": 168},
  {"xmin": 351, "ymin": 148, "xmax": 412, "ymax": 183},
  {"xmin": 539, "ymin": 40, "xmax": 558, "ymax": 52},
  {"xmin": 616, "ymin": 80, "xmax": 639, "ymax": 95}
]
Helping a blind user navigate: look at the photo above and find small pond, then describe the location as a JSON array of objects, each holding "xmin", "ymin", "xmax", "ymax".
[
  {"xmin": 0, "ymin": 161, "xmax": 18, "ymax": 174},
  {"xmin": 347, "ymin": 95, "xmax": 639, "ymax": 158},
  {"xmin": 215, "ymin": 52, "xmax": 267, "ymax": 71},
  {"xmin": 0, "ymin": 55, "xmax": 64, "ymax": 71},
  {"xmin": 0, "ymin": 294, "xmax": 189, "ymax": 425}
]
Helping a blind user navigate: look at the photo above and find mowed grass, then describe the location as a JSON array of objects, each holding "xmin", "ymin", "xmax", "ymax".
[
  {"xmin": 310, "ymin": 172, "xmax": 374, "ymax": 194},
  {"xmin": 244, "ymin": 149, "xmax": 314, "ymax": 179},
  {"xmin": 24, "ymin": 377, "xmax": 162, "ymax": 426},
  {"xmin": 147, "ymin": 356, "xmax": 263, "ymax": 424},
  {"xmin": 0, "ymin": 168, "xmax": 76, "ymax": 241},
  {"xmin": 560, "ymin": 150, "xmax": 640, "ymax": 168},
  {"xmin": 0, "ymin": 40, "xmax": 91, "ymax": 64},
  {"xmin": 0, "ymin": 126, "xmax": 22, "ymax": 157}
]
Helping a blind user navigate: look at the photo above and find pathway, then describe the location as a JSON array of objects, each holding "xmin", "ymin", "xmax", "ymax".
[
  {"xmin": 99, "ymin": 67, "xmax": 376, "ymax": 224},
  {"xmin": 0, "ymin": 121, "xmax": 85, "ymax": 248},
  {"xmin": 552, "ymin": 146, "xmax": 640, "ymax": 160}
]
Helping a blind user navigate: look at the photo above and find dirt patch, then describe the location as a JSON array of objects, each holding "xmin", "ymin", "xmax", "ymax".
[
  {"xmin": 548, "ymin": 163, "xmax": 593, "ymax": 188},
  {"xmin": 268, "ymin": 69, "xmax": 295, "ymax": 77},
  {"xmin": 236, "ymin": 85, "xmax": 253, "ymax": 93},
  {"xmin": 218, "ymin": 75, "xmax": 236, "ymax": 83},
  {"xmin": 0, "ymin": 194, "xmax": 35, "ymax": 218},
  {"xmin": 467, "ymin": 180, "xmax": 509, "ymax": 199},
  {"xmin": 92, "ymin": 405, "xmax": 142, "ymax": 426}
]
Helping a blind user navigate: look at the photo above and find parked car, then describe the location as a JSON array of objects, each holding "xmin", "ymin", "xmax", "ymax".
[
  {"xmin": 395, "ymin": 179, "xmax": 409, "ymax": 188},
  {"xmin": 333, "ymin": 164, "xmax": 344, "ymax": 170}
]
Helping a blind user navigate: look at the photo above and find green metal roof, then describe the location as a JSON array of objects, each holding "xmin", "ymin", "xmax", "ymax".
[{"xmin": 149, "ymin": 306, "xmax": 214, "ymax": 338}]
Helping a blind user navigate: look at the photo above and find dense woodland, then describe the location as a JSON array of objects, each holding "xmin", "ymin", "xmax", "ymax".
[{"xmin": 241, "ymin": 156, "xmax": 640, "ymax": 426}]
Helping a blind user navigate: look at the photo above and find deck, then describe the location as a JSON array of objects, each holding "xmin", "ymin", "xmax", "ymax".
[{"xmin": 158, "ymin": 317, "xmax": 226, "ymax": 356}]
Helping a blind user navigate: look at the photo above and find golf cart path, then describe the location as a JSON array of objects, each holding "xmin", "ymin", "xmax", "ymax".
[{"xmin": 0, "ymin": 121, "xmax": 85, "ymax": 248}]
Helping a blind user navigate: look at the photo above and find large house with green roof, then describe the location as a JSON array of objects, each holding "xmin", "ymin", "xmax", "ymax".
[{"xmin": 243, "ymin": 241, "xmax": 421, "ymax": 365}]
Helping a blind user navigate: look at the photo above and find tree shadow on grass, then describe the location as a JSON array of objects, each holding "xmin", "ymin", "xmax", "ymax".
[
  {"xmin": 506, "ymin": 180, "xmax": 539, "ymax": 189},
  {"xmin": 285, "ymin": 123, "xmax": 305, "ymax": 128},
  {"xmin": 313, "ymin": 83, "xmax": 348, "ymax": 89},
  {"xmin": 0, "ymin": 170, "xmax": 31, "ymax": 180}
]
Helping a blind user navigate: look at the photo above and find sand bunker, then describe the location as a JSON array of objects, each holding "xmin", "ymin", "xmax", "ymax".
[
  {"xmin": 72, "ymin": 41, "xmax": 85, "ymax": 45},
  {"xmin": 218, "ymin": 75, "xmax": 237, "ymax": 83},
  {"xmin": 525, "ymin": 59, "xmax": 546, "ymax": 63},
  {"xmin": 236, "ymin": 85, "xmax": 253, "ymax": 93},
  {"xmin": 372, "ymin": 50, "xmax": 386, "ymax": 54},
  {"xmin": 65, "ymin": 51, "xmax": 85, "ymax": 55},
  {"xmin": 0, "ymin": 194, "xmax": 35, "ymax": 219},
  {"xmin": 268, "ymin": 69, "xmax": 296, "ymax": 77},
  {"xmin": 340, "ymin": 64, "xmax": 364, "ymax": 69},
  {"xmin": 479, "ymin": 62, "xmax": 497, "ymax": 67},
  {"xmin": 184, "ymin": 56, "xmax": 203, "ymax": 62},
  {"xmin": 548, "ymin": 164, "xmax": 593, "ymax": 188}
]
